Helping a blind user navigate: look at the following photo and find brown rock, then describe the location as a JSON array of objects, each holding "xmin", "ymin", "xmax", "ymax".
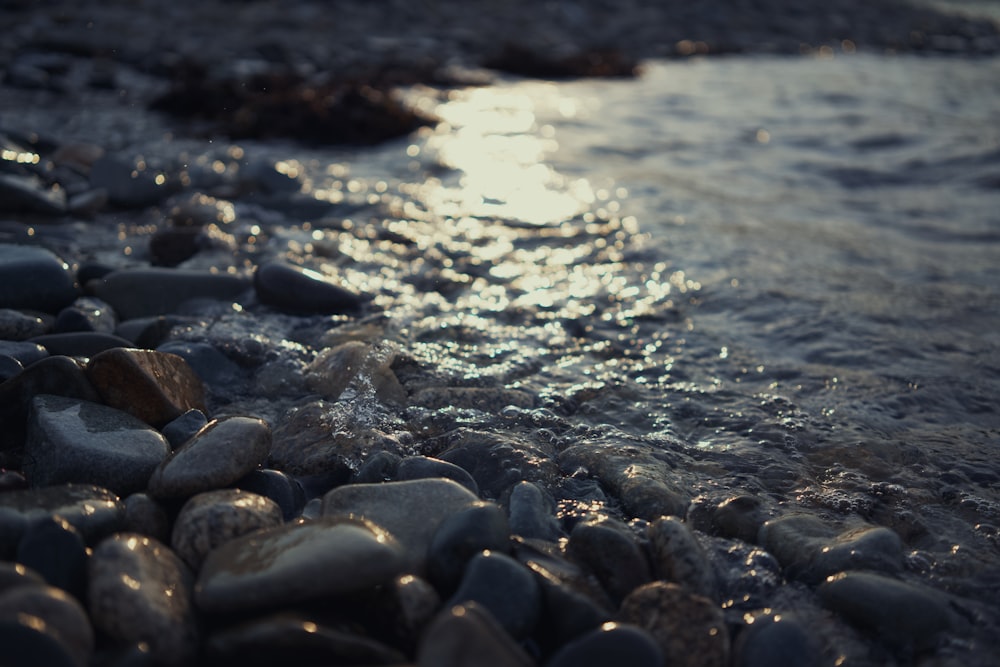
[{"xmin": 86, "ymin": 348, "xmax": 206, "ymax": 428}]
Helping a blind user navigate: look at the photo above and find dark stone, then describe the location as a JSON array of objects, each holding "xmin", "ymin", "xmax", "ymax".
[
  {"xmin": 30, "ymin": 332, "xmax": 133, "ymax": 357},
  {"xmin": 15, "ymin": 516, "xmax": 88, "ymax": 600},
  {"xmin": 0, "ymin": 620, "xmax": 79, "ymax": 667},
  {"xmin": 89, "ymin": 155, "xmax": 175, "ymax": 208},
  {"xmin": 0, "ymin": 356, "xmax": 23, "ymax": 382},
  {"xmin": 53, "ymin": 297, "xmax": 117, "ymax": 334},
  {"xmin": 566, "ymin": 516, "xmax": 652, "ymax": 605},
  {"xmin": 436, "ymin": 428, "xmax": 559, "ymax": 499},
  {"xmin": 149, "ymin": 226, "xmax": 203, "ymax": 267},
  {"xmin": 484, "ymin": 44, "xmax": 639, "ymax": 80},
  {"xmin": 122, "ymin": 493, "xmax": 171, "ymax": 543},
  {"xmin": 171, "ymin": 489, "xmax": 283, "ymax": 569},
  {"xmin": 0, "ymin": 244, "xmax": 78, "ymax": 314},
  {"xmin": 0, "ymin": 341, "xmax": 48, "ymax": 367},
  {"xmin": 236, "ymin": 469, "xmax": 305, "ymax": 521},
  {"xmin": 416, "ymin": 601, "xmax": 534, "ymax": 667},
  {"xmin": 0, "ymin": 308, "xmax": 50, "ymax": 341},
  {"xmin": 254, "ymin": 261, "xmax": 369, "ymax": 315},
  {"xmin": 507, "ymin": 480, "xmax": 562, "ymax": 541},
  {"xmin": 156, "ymin": 340, "xmax": 244, "ymax": 388},
  {"xmin": 447, "ymin": 550, "xmax": 541, "ymax": 639},
  {"xmin": 397, "ymin": 455, "xmax": 480, "ymax": 494},
  {"xmin": 0, "ymin": 174, "xmax": 67, "ymax": 216},
  {"xmin": 88, "ymin": 268, "xmax": 251, "ymax": 320},
  {"xmin": 428, "ymin": 501, "xmax": 511, "ymax": 593},
  {"xmin": 352, "ymin": 450, "xmax": 401, "ymax": 484},
  {"xmin": 546, "ymin": 622, "xmax": 663, "ymax": 667},
  {"xmin": 734, "ymin": 615, "xmax": 820, "ymax": 667},
  {"xmin": 160, "ymin": 409, "xmax": 208, "ymax": 449}
]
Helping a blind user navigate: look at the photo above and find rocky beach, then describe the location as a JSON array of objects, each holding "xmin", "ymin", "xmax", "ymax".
[{"xmin": 2, "ymin": 0, "xmax": 1000, "ymax": 665}]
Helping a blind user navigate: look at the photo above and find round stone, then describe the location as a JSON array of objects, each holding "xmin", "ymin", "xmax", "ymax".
[
  {"xmin": 396, "ymin": 455, "xmax": 480, "ymax": 494},
  {"xmin": 507, "ymin": 480, "xmax": 562, "ymax": 541},
  {"xmin": 0, "ymin": 244, "xmax": 78, "ymax": 314},
  {"xmin": 647, "ymin": 516, "xmax": 716, "ymax": 598},
  {"xmin": 447, "ymin": 550, "xmax": 541, "ymax": 639},
  {"xmin": 547, "ymin": 622, "xmax": 664, "ymax": 667},
  {"xmin": 427, "ymin": 501, "xmax": 511, "ymax": 592},
  {"xmin": 416, "ymin": 602, "xmax": 534, "ymax": 667},
  {"xmin": 15, "ymin": 516, "xmax": 88, "ymax": 600},
  {"xmin": 254, "ymin": 261, "xmax": 368, "ymax": 315},
  {"xmin": 0, "ymin": 584, "xmax": 94, "ymax": 665},
  {"xmin": 566, "ymin": 516, "xmax": 652, "ymax": 605},
  {"xmin": 171, "ymin": 489, "xmax": 283, "ymax": 569}
]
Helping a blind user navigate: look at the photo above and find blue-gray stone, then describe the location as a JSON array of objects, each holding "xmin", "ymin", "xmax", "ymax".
[
  {"xmin": 0, "ymin": 244, "xmax": 78, "ymax": 313},
  {"xmin": 89, "ymin": 268, "xmax": 251, "ymax": 320},
  {"xmin": 447, "ymin": 550, "xmax": 541, "ymax": 639},
  {"xmin": 397, "ymin": 455, "xmax": 479, "ymax": 494},
  {"xmin": 507, "ymin": 480, "xmax": 562, "ymax": 541},
  {"xmin": 416, "ymin": 602, "xmax": 534, "ymax": 667},
  {"xmin": 0, "ymin": 583, "xmax": 94, "ymax": 665},
  {"xmin": 16, "ymin": 516, "xmax": 88, "ymax": 599},
  {"xmin": 171, "ymin": 489, "xmax": 283, "ymax": 569},
  {"xmin": 0, "ymin": 340, "xmax": 48, "ymax": 367},
  {"xmin": 428, "ymin": 501, "xmax": 511, "ymax": 593},
  {"xmin": 160, "ymin": 409, "xmax": 208, "ymax": 449},
  {"xmin": 547, "ymin": 622, "xmax": 664, "ymax": 667},
  {"xmin": 566, "ymin": 516, "xmax": 652, "ymax": 605},
  {"xmin": 30, "ymin": 332, "xmax": 133, "ymax": 357},
  {"xmin": 0, "ymin": 174, "xmax": 66, "ymax": 215},
  {"xmin": 0, "ymin": 308, "xmax": 50, "ymax": 341},
  {"xmin": 156, "ymin": 341, "xmax": 243, "ymax": 387},
  {"xmin": 254, "ymin": 261, "xmax": 368, "ymax": 315},
  {"xmin": 53, "ymin": 296, "xmax": 117, "ymax": 334},
  {"xmin": 734, "ymin": 615, "xmax": 820, "ymax": 667},
  {"xmin": 24, "ymin": 395, "xmax": 171, "ymax": 495},
  {"xmin": 235, "ymin": 469, "xmax": 305, "ymax": 521}
]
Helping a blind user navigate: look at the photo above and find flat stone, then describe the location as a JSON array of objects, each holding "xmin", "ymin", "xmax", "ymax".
[
  {"xmin": 205, "ymin": 612, "xmax": 408, "ymax": 665},
  {"xmin": 547, "ymin": 622, "xmax": 664, "ymax": 667},
  {"xmin": 818, "ymin": 571, "xmax": 962, "ymax": 650},
  {"xmin": 195, "ymin": 517, "xmax": 406, "ymax": 613},
  {"xmin": 0, "ymin": 484, "xmax": 125, "ymax": 558},
  {"xmin": 88, "ymin": 534, "xmax": 198, "ymax": 666},
  {"xmin": 559, "ymin": 441, "xmax": 688, "ymax": 520},
  {"xmin": 86, "ymin": 348, "xmax": 206, "ymax": 428},
  {"xmin": 647, "ymin": 516, "xmax": 716, "ymax": 598},
  {"xmin": 416, "ymin": 602, "xmax": 535, "ymax": 667},
  {"xmin": 254, "ymin": 261, "xmax": 368, "ymax": 315},
  {"xmin": 566, "ymin": 516, "xmax": 652, "ymax": 605},
  {"xmin": 171, "ymin": 489, "xmax": 283, "ymax": 569},
  {"xmin": 0, "ymin": 584, "xmax": 94, "ymax": 666},
  {"xmin": 88, "ymin": 268, "xmax": 251, "ymax": 320},
  {"xmin": 24, "ymin": 395, "xmax": 171, "ymax": 495},
  {"xmin": 618, "ymin": 581, "xmax": 730, "ymax": 667},
  {"xmin": 321, "ymin": 478, "xmax": 482, "ymax": 574},
  {"xmin": 0, "ymin": 562, "xmax": 46, "ymax": 594},
  {"xmin": 0, "ymin": 244, "xmax": 78, "ymax": 313},
  {"xmin": 448, "ymin": 550, "xmax": 541, "ymax": 639},
  {"xmin": 758, "ymin": 514, "xmax": 903, "ymax": 584},
  {"xmin": 147, "ymin": 416, "xmax": 271, "ymax": 499}
]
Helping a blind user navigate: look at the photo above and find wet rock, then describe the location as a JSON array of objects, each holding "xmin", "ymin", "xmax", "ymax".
[
  {"xmin": 270, "ymin": 399, "xmax": 402, "ymax": 476},
  {"xmin": 322, "ymin": 478, "xmax": 482, "ymax": 574},
  {"xmin": 171, "ymin": 489, "xmax": 283, "ymax": 569},
  {"xmin": 484, "ymin": 44, "xmax": 639, "ymax": 79},
  {"xmin": 416, "ymin": 601, "xmax": 535, "ymax": 667},
  {"xmin": 15, "ymin": 516, "xmax": 88, "ymax": 599},
  {"xmin": 67, "ymin": 189, "xmax": 109, "ymax": 217},
  {"xmin": 156, "ymin": 340, "xmax": 244, "ymax": 388},
  {"xmin": 24, "ymin": 395, "xmax": 171, "ymax": 495},
  {"xmin": 235, "ymin": 468, "xmax": 305, "ymax": 521},
  {"xmin": 205, "ymin": 612, "xmax": 408, "ymax": 666},
  {"xmin": 714, "ymin": 543, "xmax": 784, "ymax": 614},
  {"xmin": 566, "ymin": 516, "xmax": 652, "ymax": 605},
  {"xmin": 507, "ymin": 480, "xmax": 562, "ymax": 541},
  {"xmin": 88, "ymin": 268, "xmax": 251, "ymax": 320},
  {"xmin": 365, "ymin": 574, "xmax": 441, "ymax": 649},
  {"xmin": 0, "ymin": 244, "xmax": 78, "ymax": 313},
  {"xmin": 147, "ymin": 416, "xmax": 271, "ymax": 499},
  {"xmin": 436, "ymin": 428, "xmax": 559, "ymax": 499},
  {"xmin": 758, "ymin": 514, "xmax": 903, "ymax": 583},
  {"xmin": 89, "ymin": 154, "xmax": 174, "ymax": 208},
  {"xmin": 547, "ymin": 622, "xmax": 663, "ymax": 667},
  {"xmin": 195, "ymin": 517, "xmax": 406, "ymax": 613},
  {"xmin": 255, "ymin": 261, "xmax": 369, "ymax": 315},
  {"xmin": 0, "ymin": 584, "xmax": 94, "ymax": 666},
  {"xmin": 86, "ymin": 348, "xmax": 207, "ymax": 428},
  {"xmin": 448, "ymin": 550, "xmax": 541, "ymax": 639},
  {"xmin": 0, "ymin": 562, "xmax": 47, "ymax": 593},
  {"xmin": 30, "ymin": 332, "xmax": 133, "ymax": 357},
  {"xmin": 53, "ymin": 296, "xmax": 117, "ymax": 334},
  {"xmin": 733, "ymin": 614, "xmax": 820, "ymax": 667},
  {"xmin": 88, "ymin": 534, "xmax": 198, "ymax": 666},
  {"xmin": 397, "ymin": 455, "xmax": 480, "ymax": 494},
  {"xmin": 428, "ymin": 501, "xmax": 511, "ymax": 592},
  {"xmin": 0, "ymin": 618, "xmax": 81, "ymax": 667},
  {"xmin": 0, "ymin": 484, "xmax": 125, "ymax": 558},
  {"xmin": 711, "ymin": 494, "xmax": 770, "ymax": 543},
  {"xmin": 160, "ymin": 408, "xmax": 208, "ymax": 449},
  {"xmin": 647, "ymin": 516, "xmax": 716, "ymax": 598},
  {"xmin": 122, "ymin": 493, "xmax": 171, "ymax": 543},
  {"xmin": 559, "ymin": 441, "xmax": 689, "ymax": 520},
  {"xmin": 412, "ymin": 386, "xmax": 535, "ymax": 411},
  {"xmin": 148, "ymin": 226, "xmax": 204, "ymax": 267},
  {"xmin": 305, "ymin": 340, "xmax": 375, "ymax": 400},
  {"xmin": 0, "ymin": 308, "xmax": 50, "ymax": 341},
  {"xmin": 0, "ymin": 340, "xmax": 48, "ymax": 367},
  {"xmin": 618, "ymin": 581, "xmax": 730, "ymax": 667},
  {"xmin": 818, "ymin": 571, "xmax": 962, "ymax": 651},
  {"xmin": 0, "ymin": 355, "xmax": 23, "ymax": 382},
  {"xmin": 352, "ymin": 449, "xmax": 401, "ymax": 483},
  {"xmin": 0, "ymin": 355, "xmax": 100, "ymax": 452},
  {"xmin": 0, "ymin": 174, "xmax": 67, "ymax": 215}
]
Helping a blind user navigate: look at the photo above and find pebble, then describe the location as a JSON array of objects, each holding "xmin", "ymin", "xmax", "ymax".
[
  {"xmin": 0, "ymin": 308, "xmax": 50, "ymax": 341},
  {"xmin": 0, "ymin": 484, "xmax": 125, "ymax": 558},
  {"xmin": 507, "ymin": 480, "xmax": 563, "ymax": 541},
  {"xmin": 24, "ymin": 394, "xmax": 171, "ymax": 495},
  {"xmin": 366, "ymin": 574, "xmax": 442, "ymax": 649},
  {"xmin": 234, "ymin": 468, "xmax": 305, "ymax": 520},
  {"xmin": 447, "ymin": 550, "xmax": 542, "ymax": 639},
  {"xmin": 352, "ymin": 449, "xmax": 402, "ymax": 483},
  {"xmin": 416, "ymin": 601, "xmax": 535, "ymax": 667},
  {"xmin": 170, "ymin": 489, "xmax": 283, "ymax": 569},
  {"xmin": 817, "ymin": 571, "xmax": 962, "ymax": 651},
  {"xmin": 0, "ymin": 562, "xmax": 47, "ymax": 593},
  {"xmin": 254, "ymin": 260, "xmax": 369, "ymax": 315},
  {"xmin": 757, "ymin": 513, "xmax": 904, "ymax": 583},
  {"xmin": 160, "ymin": 408, "xmax": 208, "ymax": 449},
  {"xmin": 437, "ymin": 428, "xmax": 560, "ymax": 498},
  {"xmin": 427, "ymin": 501, "xmax": 511, "ymax": 592},
  {"xmin": 29, "ymin": 332, "xmax": 133, "ymax": 357},
  {"xmin": 88, "ymin": 154, "xmax": 174, "ymax": 208},
  {"xmin": 195, "ymin": 517, "xmax": 406, "ymax": 613},
  {"xmin": 0, "ymin": 354, "xmax": 23, "ymax": 382},
  {"xmin": 15, "ymin": 516, "xmax": 89, "ymax": 600},
  {"xmin": 566, "ymin": 516, "xmax": 652, "ymax": 605},
  {"xmin": 88, "ymin": 533, "xmax": 199, "ymax": 666},
  {"xmin": 87, "ymin": 268, "xmax": 251, "ymax": 320},
  {"xmin": 147, "ymin": 416, "xmax": 272, "ymax": 499},
  {"xmin": 397, "ymin": 454, "xmax": 480, "ymax": 494},
  {"xmin": 732, "ymin": 614, "xmax": 820, "ymax": 667},
  {"xmin": 547, "ymin": 622, "xmax": 664, "ymax": 667},
  {"xmin": 0, "ymin": 584, "xmax": 94, "ymax": 666},
  {"xmin": 0, "ymin": 340, "xmax": 48, "ymax": 366},
  {"xmin": 304, "ymin": 340, "xmax": 406, "ymax": 404},
  {"xmin": 205, "ymin": 612, "xmax": 408, "ymax": 665},
  {"xmin": 86, "ymin": 347, "xmax": 207, "ymax": 428},
  {"xmin": 710, "ymin": 494, "xmax": 770, "ymax": 543},
  {"xmin": 618, "ymin": 581, "xmax": 731, "ymax": 667},
  {"xmin": 53, "ymin": 296, "xmax": 117, "ymax": 334},
  {"xmin": 0, "ymin": 173, "xmax": 67, "ymax": 215},
  {"xmin": 0, "ymin": 244, "xmax": 78, "ymax": 313},
  {"xmin": 646, "ymin": 515, "xmax": 716, "ymax": 598},
  {"xmin": 559, "ymin": 441, "xmax": 689, "ymax": 520},
  {"xmin": 156, "ymin": 340, "xmax": 244, "ymax": 388},
  {"xmin": 0, "ymin": 619, "xmax": 81, "ymax": 667},
  {"xmin": 122, "ymin": 493, "xmax": 171, "ymax": 543},
  {"xmin": 321, "ymin": 478, "xmax": 482, "ymax": 574}
]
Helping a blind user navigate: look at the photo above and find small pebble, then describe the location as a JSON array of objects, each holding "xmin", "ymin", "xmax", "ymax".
[
  {"xmin": 447, "ymin": 550, "xmax": 541, "ymax": 639},
  {"xmin": 123, "ymin": 493, "xmax": 171, "ymax": 543},
  {"xmin": 733, "ymin": 614, "xmax": 820, "ymax": 667},
  {"xmin": 160, "ymin": 408, "xmax": 208, "ymax": 449},
  {"xmin": 88, "ymin": 268, "xmax": 251, "ymax": 320},
  {"xmin": 235, "ymin": 468, "xmax": 305, "ymax": 521},
  {"xmin": 0, "ymin": 244, "xmax": 78, "ymax": 313},
  {"xmin": 566, "ymin": 516, "xmax": 652, "ymax": 605},
  {"xmin": 254, "ymin": 261, "xmax": 368, "ymax": 315},
  {"xmin": 397, "ymin": 454, "xmax": 480, "ymax": 494},
  {"xmin": 647, "ymin": 515, "xmax": 716, "ymax": 598},
  {"xmin": 30, "ymin": 332, "xmax": 133, "ymax": 357},
  {"xmin": 0, "ymin": 308, "xmax": 50, "ymax": 341},
  {"xmin": 547, "ymin": 622, "xmax": 664, "ymax": 667},
  {"xmin": 416, "ymin": 601, "xmax": 535, "ymax": 667},
  {"xmin": 15, "ymin": 516, "xmax": 88, "ymax": 600},
  {"xmin": 427, "ymin": 501, "xmax": 511, "ymax": 592},
  {"xmin": 171, "ymin": 489, "xmax": 283, "ymax": 569},
  {"xmin": 0, "ymin": 340, "xmax": 48, "ymax": 367},
  {"xmin": 0, "ymin": 584, "xmax": 94, "ymax": 665},
  {"xmin": 507, "ymin": 480, "xmax": 562, "ymax": 541}
]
